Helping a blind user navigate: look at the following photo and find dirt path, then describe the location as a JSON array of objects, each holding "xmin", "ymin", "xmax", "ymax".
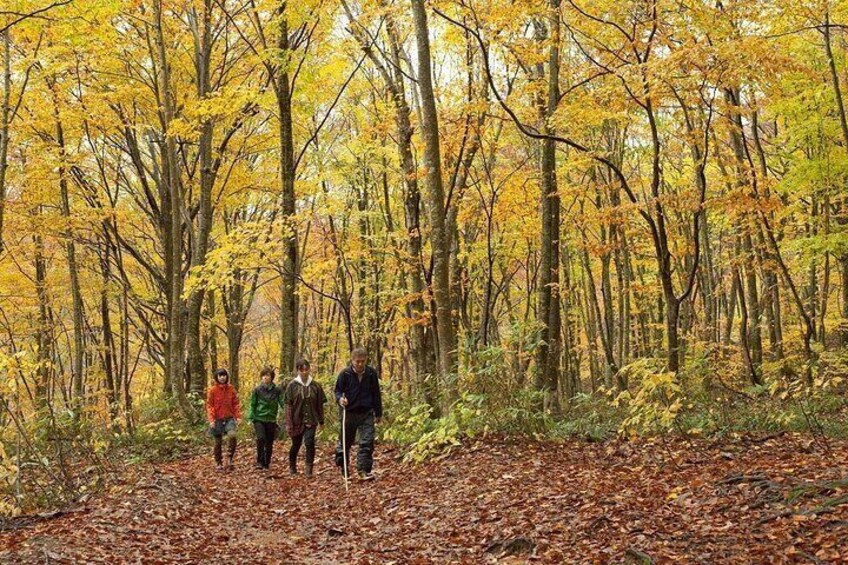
[{"xmin": 2, "ymin": 435, "xmax": 847, "ymax": 563}]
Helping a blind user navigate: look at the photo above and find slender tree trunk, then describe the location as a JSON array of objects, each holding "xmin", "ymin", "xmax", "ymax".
[
  {"xmin": 723, "ymin": 269, "xmax": 739, "ymax": 347},
  {"xmin": 0, "ymin": 30, "xmax": 10, "ymax": 252},
  {"xmin": 99, "ymin": 233, "xmax": 118, "ymax": 425},
  {"xmin": 383, "ymin": 11, "xmax": 438, "ymax": 409},
  {"xmin": 51, "ymin": 89, "xmax": 86, "ymax": 408},
  {"xmin": 34, "ymin": 230, "xmax": 51, "ymax": 408},
  {"xmin": 186, "ymin": 0, "xmax": 214, "ymax": 396},
  {"xmin": 750, "ymin": 110, "xmax": 784, "ymax": 359},
  {"xmin": 121, "ymin": 279, "xmax": 133, "ymax": 433},
  {"xmin": 806, "ymin": 197, "xmax": 820, "ymax": 344},
  {"xmin": 734, "ymin": 258, "xmax": 757, "ymax": 384},
  {"xmin": 276, "ymin": 6, "xmax": 298, "ymax": 375},
  {"xmin": 581, "ymin": 243, "xmax": 620, "ymax": 385},
  {"xmin": 153, "ymin": 0, "xmax": 191, "ymax": 415},
  {"xmin": 698, "ymin": 213, "xmax": 718, "ymax": 343},
  {"xmin": 446, "ymin": 36, "xmax": 485, "ymax": 340},
  {"xmin": 206, "ymin": 290, "xmax": 218, "ymax": 378},
  {"xmin": 533, "ymin": 0, "xmax": 562, "ymax": 411},
  {"xmin": 580, "ymin": 257, "xmax": 600, "ymax": 391},
  {"xmin": 823, "ymin": 12, "xmax": 848, "ymax": 347},
  {"xmin": 725, "ymin": 87, "xmax": 762, "ymax": 379},
  {"xmin": 411, "ymin": 0, "xmax": 457, "ymax": 409},
  {"xmin": 561, "ymin": 243, "xmax": 580, "ymax": 399},
  {"xmin": 228, "ymin": 327, "xmax": 242, "ymax": 392},
  {"xmin": 600, "ymin": 245, "xmax": 615, "ymax": 370}
]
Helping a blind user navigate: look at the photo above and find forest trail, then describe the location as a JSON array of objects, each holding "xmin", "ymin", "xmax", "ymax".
[{"xmin": 2, "ymin": 436, "xmax": 847, "ymax": 564}]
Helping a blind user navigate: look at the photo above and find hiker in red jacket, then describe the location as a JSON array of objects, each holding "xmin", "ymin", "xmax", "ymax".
[{"xmin": 206, "ymin": 368, "xmax": 241, "ymax": 472}]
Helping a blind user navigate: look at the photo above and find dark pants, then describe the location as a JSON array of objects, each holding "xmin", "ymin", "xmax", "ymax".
[
  {"xmin": 254, "ymin": 421, "xmax": 277, "ymax": 468},
  {"xmin": 289, "ymin": 426, "xmax": 316, "ymax": 467},
  {"xmin": 334, "ymin": 410, "xmax": 375, "ymax": 473},
  {"xmin": 212, "ymin": 418, "xmax": 237, "ymax": 465}
]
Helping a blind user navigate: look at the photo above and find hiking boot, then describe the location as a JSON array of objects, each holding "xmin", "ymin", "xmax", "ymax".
[
  {"xmin": 305, "ymin": 464, "xmax": 313, "ymax": 479},
  {"xmin": 289, "ymin": 463, "xmax": 298, "ymax": 475},
  {"xmin": 216, "ymin": 464, "xmax": 225, "ymax": 473},
  {"xmin": 357, "ymin": 471, "xmax": 375, "ymax": 481},
  {"xmin": 225, "ymin": 457, "xmax": 234, "ymax": 473}
]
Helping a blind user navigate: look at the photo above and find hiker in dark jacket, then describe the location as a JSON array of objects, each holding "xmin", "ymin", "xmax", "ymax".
[
  {"xmin": 247, "ymin": 366, "xmax": 284, "ymax": 470},
  {"xmin": 334, "ymin": 347, "xmax": 383, "ymax": 481},
  {"xmin": 284, "ymin": 359, "xmax": 327, "ymax": 478}
]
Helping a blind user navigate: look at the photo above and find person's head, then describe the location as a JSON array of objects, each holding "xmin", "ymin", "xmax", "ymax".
[
  {"xmin": 260, "ymin": 366, "xmax": 275, "ymax": 386},
  {"xmin": 296, "ymin": 358, "xmax": 310, "ymax": 378},
  {"xmin": 351, "ymin": 347, "xmax": 367, "ymax": 373},
  {"xmin": 214, "ymin": 368, "xmax": 229, "ymax": 385}
]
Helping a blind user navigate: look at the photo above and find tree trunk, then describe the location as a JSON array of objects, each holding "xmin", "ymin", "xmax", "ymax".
[
  {"xmin": 51, "ymin": 89, "xmax": 86, "ymax": 408},
  {"xmin": 206, "ymin": 290, "xmax": 218, "ymax": 379},
  {"xmin": 99, "ymin": 232, "xmax": 118, "ymax": 425},
  {"xmin": 560, "ymin": 243, "xmax": 580, "ymax": 400},
  {"xmin": 0, "ymin": 30, "xmax": 10, "ymax": 251},
  {"xmin": 581, "ymin": 242, "xmax": 619, "ymax": 385},
  {"xmin": 153, "ymin": 0, "xmax": 191, "ymax": 416},
  {"xmin": 725, "ymin": 87, "xmax": 762, "ymax": 379},
  {"xmin": 533, "ymin": 1, "xmax": 562, "ymax": 411},
  {"xmin": 276, "ymin": 6, "xmax": 298, "ymax": 375},
  {"xmin": 34, "ymin": 230, "xmax": 51, "ymax": 408},
  {"xmin": 750, "ymin": 110, "xmax": 784, "ymax": 359},
  {"xmin": 383, "ymin": 10, "xmax": 438, "ymax": 409},
  {"xmin": 823, "ymin": 12, "xmax": 848, "ymax": 347},
  {"xmin": 186, "ymin": 0, "xmax": 214, "ymax": 396},
  {"xmin": 411, "ymin": 0, "xmax": 457, "ymax": 409}
]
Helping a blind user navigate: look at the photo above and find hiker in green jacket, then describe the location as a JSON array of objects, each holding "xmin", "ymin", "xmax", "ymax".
[{"xmin": 247, "ymin": 366, "xmax": 284, "ymax": 470}]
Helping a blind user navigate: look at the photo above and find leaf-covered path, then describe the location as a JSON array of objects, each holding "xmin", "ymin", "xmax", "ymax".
[{"xmin": 2, "ymin": 435, "xmax": 847, "ymax": 563}]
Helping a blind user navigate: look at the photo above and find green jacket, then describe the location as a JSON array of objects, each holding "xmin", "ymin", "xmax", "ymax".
[{"xmin": 247, "ymin": 383, "xmax": 284, "ymax": 423}]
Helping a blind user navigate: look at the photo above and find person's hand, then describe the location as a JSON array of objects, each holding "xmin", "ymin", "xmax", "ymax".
[
  {"xmin": 235, "ymin": 418, "xmax": 241, "ymax": 425},
  {"xmin": 339, "ymin": 396, "xmax": 348, "ymax": 407},
  {"xmin": 375, "ymin": 417, "xmax": 382, "ymax": 425}
]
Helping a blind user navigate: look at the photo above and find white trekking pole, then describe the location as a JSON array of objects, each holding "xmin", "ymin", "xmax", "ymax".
[{"xmin": 341, "ymin": 395, "xmax": 349, "ymax": 493}]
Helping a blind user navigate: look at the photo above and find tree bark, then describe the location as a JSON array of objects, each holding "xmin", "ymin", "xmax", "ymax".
[
  {"xmin": 51, "ymin": 85, "xmax": 86, "ymax": 408},
  {"xmin": 411, "ymin": 0, "xmax": 457, "ymax": 408},
  {"xmin": 276, "ymin": 4, "xmax": 298, "ymax": 375},
  {"xmin": 725, "ymin": 87, "xmax": 762, "ymax": 382},
  {"xmin": 823, "ymin": 12, "xmax": 848, "ymax": 347},
  {"xmin": 534, "ymin": 0, "xmax": 562, "ymax": 411},
  {"xmin": 0, "ymin": 30, "xmax": 10, "ymax": 251},
  {"xmin": 186, "ymin": 0, "xmax": 214, "ymax": 396},
  {"xmin": 34, "ymin": 229, "xmax": 51, "ymax": 408},
  {"xmin": 153, "ymin": 0, "xmax": 191, "ymax": 416}
]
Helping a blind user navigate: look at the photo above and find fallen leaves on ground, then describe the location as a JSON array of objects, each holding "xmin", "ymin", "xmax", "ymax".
[{"xmin": 2, "ymin": 433, "xmax": 847, "ymax": 563}]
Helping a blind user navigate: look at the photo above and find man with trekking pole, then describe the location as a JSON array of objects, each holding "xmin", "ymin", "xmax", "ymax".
[{"xmin": 334, "ymin": 347, "xmax": 382, "ymax": 482}]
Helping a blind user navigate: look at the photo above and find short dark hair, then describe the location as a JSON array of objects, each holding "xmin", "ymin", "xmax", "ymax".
[
  {"xmin": 213, "ymin": 368, "xmax": 229, "ymax": 382},
  {"xmin": 351, "ymin": 347, "xmax": 367, "ymax": 359},
  {"xmin": 260, "ymin": 366, "xmax": 275, "ymax": 379},
  {"xmin": 295, "ymin": 358, "xmax": 310, "ymax": 370}
]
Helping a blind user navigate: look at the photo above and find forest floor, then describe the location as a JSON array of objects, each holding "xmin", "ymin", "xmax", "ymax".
[{"xmin": 1, "ymin": 433, "xmax": 847, "ymax": 564}]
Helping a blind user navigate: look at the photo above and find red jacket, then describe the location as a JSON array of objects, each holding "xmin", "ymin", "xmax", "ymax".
[{"xmin": 206, "ymin": 383, "xmax": 241, "ymax": 423}]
